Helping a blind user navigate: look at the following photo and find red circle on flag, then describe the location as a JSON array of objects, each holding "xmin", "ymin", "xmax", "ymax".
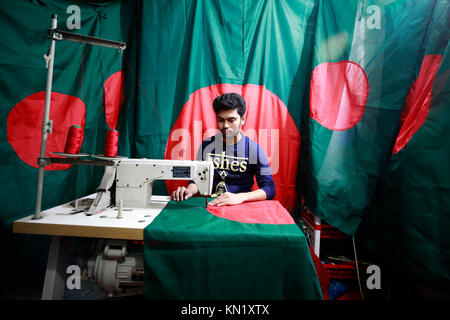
[
  {"xmin": 310, "ymin": 60, "xmax": 369, "ymax": 131},
  {"xmin": 7, "ymin": 92, "xmax": 86, "ymax": 170},
  {"xmin": 164, "ymin": 83, "xmax": 301, "ymax": 212}
]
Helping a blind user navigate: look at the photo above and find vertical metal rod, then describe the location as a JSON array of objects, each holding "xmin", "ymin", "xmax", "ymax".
[{"xmin": 33, "ymin": 14, "xmax": 58, "ymax": 220}]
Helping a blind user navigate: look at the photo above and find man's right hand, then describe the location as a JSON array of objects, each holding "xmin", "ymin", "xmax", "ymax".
[{"xmin": 171, "ymin": 186, "xmax": 193, "ymax": 201}]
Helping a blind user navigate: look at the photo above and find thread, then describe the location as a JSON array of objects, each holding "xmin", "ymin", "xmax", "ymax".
[
  {"xmin": 64, "ymin": 124, "xmax": 83, "ymax": 154},
  {"xmin": 104, "ymin": 129, "xmax": 119, "ymax": 157},
  {"xmin": 117, "ymin": 199, "xmax": 123, "ymax": 219}
]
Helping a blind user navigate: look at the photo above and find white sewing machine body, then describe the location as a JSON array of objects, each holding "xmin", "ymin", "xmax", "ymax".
[
  {"xmin": 89, "ymin": 158, "xmax": 214, "ymax": 214},
  {"xmin": 116, "ymin": 159, "xmax": 213, "ymax": 207}
]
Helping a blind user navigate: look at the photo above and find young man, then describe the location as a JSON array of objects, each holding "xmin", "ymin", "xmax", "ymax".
[{"xmin": 171, "ymin": 93, "xmax": 275, "ymax": 206}]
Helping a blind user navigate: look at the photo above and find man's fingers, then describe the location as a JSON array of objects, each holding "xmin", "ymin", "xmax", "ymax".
[
  {"xmin": 209, "ymin": 194, "xmax": 223, "ymax": 205},
  {"xmin": 212, "ymin": 200, "xmax": 226, "ymax": 207},
  {"xmin": 171, "ymin": 187, "xmax": 193, "ymax": 201},
  {"xmin": 209, "ymin": 194, "xmax": 227, "ymax": 206},
  {"xmin": 208, "ymin": 193, "xmax": 240, "ymax": 207},
  {"xmin": 183, "ymin": 189, "xmax": 192, "ymax": 200},
  {"xmin": 172, "ymin": 187, "xmax": 185, "ymax": 201},
  {"xmin": 178, "ymin": 187, "xmax": 187, "ymax": 201}
]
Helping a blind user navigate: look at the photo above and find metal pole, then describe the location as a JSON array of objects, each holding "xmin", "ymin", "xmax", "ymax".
[
  {"xmin": 52, "ymin": 30, "xmax": 126, "ymax": 50},
  {"xmin": 33, "ymin": 14, "xmax": 58, "ymax": 220}
]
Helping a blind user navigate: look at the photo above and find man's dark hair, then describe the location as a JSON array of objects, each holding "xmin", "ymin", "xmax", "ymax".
[{"xmin": 213, "ymin": 93, "xmax": 246, "ymax": 117}]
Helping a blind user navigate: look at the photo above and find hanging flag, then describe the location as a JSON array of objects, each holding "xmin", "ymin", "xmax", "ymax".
[
  {"xmin": 138, "ymin": 0, "xmax": 316, "ymax": 212},
  {"xmin": 0, "ymin": 0, "xmax": 136, "ymax": 226},
  {"xmin": 358, "ymin": 0, "xmax": 450, "ymax": 294},
  {"xmin": 301, "ymin": 0, "xmax": 445, "ymax": 235}
]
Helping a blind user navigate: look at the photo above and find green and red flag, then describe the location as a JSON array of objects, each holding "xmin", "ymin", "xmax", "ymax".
[
  {"xmin": 137, "ymin": 0, "xmax": 317, "ymax": 213},
  {"xmin": 144, "ymin": 198, "xmax": 323, "ymax": 299},
  {"xmin": 301, "ymin": 0, "xmax": 447, "ymax": 235},
  {"xmin": 138, "ymin": 0, "xmax": 449, "ymax": 294},
  {"xmin": 0, "ymin": 0, "xmax": 137, "ymax": 227},
  {"xmin": 358, "ymin": 0, "xmax": 450, "ymax": 293},
  {"xmin": 0, "ymin": 0, "xmax": 138, "ymax": 293},
  {"xmin": 1, "ymin": 0, "xmax": 448, "ymax": 297}
]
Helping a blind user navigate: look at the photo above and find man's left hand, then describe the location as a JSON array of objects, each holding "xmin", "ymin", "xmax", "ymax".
[{"xmin": 208, "ymin": 192, "xmax": 244, "ymax": 207}]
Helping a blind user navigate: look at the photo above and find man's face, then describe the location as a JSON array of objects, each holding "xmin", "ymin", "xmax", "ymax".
[{"xmin": 216, "ymin": 109, "xmax": 246, "ymax": 141}]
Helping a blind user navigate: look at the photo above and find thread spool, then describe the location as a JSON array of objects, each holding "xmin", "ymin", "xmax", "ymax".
[
  {"xmin": 64, "ymin": 124, "xmax": 83, "ymax": 154},
  {"xmin": 104, "ymin": 129, "xmax": 119, "ymax": 157},
  {"xmin": 117, "ymin": 200, "xmax": 123, "ymax": 219}
]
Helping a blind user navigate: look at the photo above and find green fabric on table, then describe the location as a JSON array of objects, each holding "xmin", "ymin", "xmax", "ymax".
[{"xmin": 143, "ymin": 198, "xmax": 322, "ymax": 300}]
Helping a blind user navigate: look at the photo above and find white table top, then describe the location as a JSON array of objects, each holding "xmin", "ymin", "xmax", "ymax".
[{"xmin": 13, "ymin": 194, "xmax": 170, "ymax": 240}]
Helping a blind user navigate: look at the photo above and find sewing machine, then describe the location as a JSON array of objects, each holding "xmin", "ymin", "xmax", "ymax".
[
  {"xmin": 13, "ymin": 157, "xmax": 214, "ymax": 299},
  {"xmin": 87, "ymin": 158, "xmax": 214, "ymax": 215}
]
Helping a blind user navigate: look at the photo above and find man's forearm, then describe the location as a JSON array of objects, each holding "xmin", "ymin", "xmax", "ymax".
[
  {"xmin": 238, "ymin": 188, "xmax": 267, "ymax": 203},
  {"xmin": 208, "ymin": 188, "xmax": 267, "ymax": 206}
]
